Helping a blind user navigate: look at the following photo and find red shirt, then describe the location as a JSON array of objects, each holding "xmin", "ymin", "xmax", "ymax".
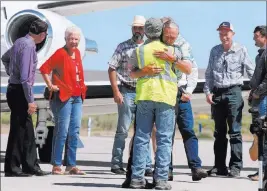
[{"xmin": 39, "ymin": 48, "xmax": 87, "ymax": 102}]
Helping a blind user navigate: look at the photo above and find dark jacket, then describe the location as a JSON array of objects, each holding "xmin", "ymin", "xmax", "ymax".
[{"xmin": 249, "ymin": 48, "xmax": 267, "ymax": 97}]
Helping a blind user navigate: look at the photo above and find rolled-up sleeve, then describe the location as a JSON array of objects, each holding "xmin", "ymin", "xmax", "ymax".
[
  {"xmin": 19, "ymin": 47, "xmax": 35, "ymax": 103},
  {"xmin": 203, "ymin": 49, "xmax": 214, "ymax": 95},
  {"xmin": 1, "ymin": 49, "xmax": 11, "ymax": 76},
  {"xmin": 108, "ymin": 44, "xmax": 122, "ymax": 70},
  {"xmin": 39, "ymin": 51, "xmax": 58, "ymax": 74},
  {"xmin": 186, "ymin": 65, "xmax": 198, "ymax": 94},
  {"xmin": 179, "ymin": 41, "xmax": 198, "ymax": 94},
  {"xmin": 242, "ymin": 47, "xmax": 255, "ymax": 79}
]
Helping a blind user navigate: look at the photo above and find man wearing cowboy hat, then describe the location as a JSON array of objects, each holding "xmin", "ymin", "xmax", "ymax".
[{"xmin": 108, "ymin": 15, "xmax": 153, "ymax": 175}]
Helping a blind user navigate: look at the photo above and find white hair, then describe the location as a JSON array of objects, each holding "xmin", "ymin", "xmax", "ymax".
[
  {"xmin": 65, "ymin": 26, "xmax": 82, "ymax": 39},
  {"xmin": 163, "ymin": 21, "xmax": 179, "ymax": 30}
]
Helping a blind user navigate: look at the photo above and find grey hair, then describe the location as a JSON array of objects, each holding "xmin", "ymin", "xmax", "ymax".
[
  {"xmin": 161, "ymin": 17, "xmax": 174, "ymax": 24},
  {"xmin": 65, "ymin": 26, "xmax": 82, "ymax": 39},
  {"xmin": 163, "ymin": 20, "xmax": 179, "ymax": 30}
]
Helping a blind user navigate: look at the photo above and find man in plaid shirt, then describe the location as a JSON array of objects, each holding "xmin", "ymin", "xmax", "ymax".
[{"xmin": 108, "ymin": 15, "xmax": 153, "ymax": 176}]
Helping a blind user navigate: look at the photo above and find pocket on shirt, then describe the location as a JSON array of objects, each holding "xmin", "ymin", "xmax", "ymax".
[{"xmin": 228, "ymin": 58, "xmax": 240, "ymax": 72}]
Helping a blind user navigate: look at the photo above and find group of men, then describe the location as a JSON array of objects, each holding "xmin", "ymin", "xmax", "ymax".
[
  {"xmin": 1, "ymin": 12, "xmax": 266, "ymax": 190},
  {"xmin": 108, "ymin": 15, "xmax": 267, "ymax": 190}
]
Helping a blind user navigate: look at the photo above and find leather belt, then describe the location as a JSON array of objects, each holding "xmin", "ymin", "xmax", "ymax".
[
  {"xmin": 213, "ymin": 85, "xmax": 241, "ymax": 93},
  {"xmin": 121, "ymin": 82, "xmax": 136, "ymax": 91}
]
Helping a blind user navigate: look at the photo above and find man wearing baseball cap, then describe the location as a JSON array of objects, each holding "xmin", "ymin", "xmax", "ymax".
[
  {"xmin": 204, "ymin": 21, "xmax": 255, "ymax": 177},
  {"xmin": 108, "ymin": 15, "xmax": 153, "ymax": 176}
]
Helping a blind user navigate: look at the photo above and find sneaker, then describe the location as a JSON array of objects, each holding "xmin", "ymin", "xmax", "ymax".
[
  {"xmin": 192, "ymin": 168, "xmax": 208, "ymax": 181},
  {"xmin": 154, "ymin": 180, "xmax": 172, "ymax": 190},
  {"xmin": 207, "ymin": 167, "xmax": 228, "ymax": 177},
  {"xmin": 248, "ymin": 172, "xmax": 259, "ymax": 181},
  {"xmin": 168, "ymin": 170, "xmax": 173, "ymax": 181},
  {"xmin": 145, "ymin": 169, "xmax": 153, "ymax": 177},
  {"xmin": 228, "ymin": 168, "xmax": 240, "ymax": 177},
  {"xmin": 129, "ymin": 179, "xmax": 146, "ymax": 189},
  {"xmin": 123, "ymin": 177, "xmax": 154, "ymax": 189},
  {"xmin": 111, "ymin": 168, "xmax": 126, "ymax": 175}
]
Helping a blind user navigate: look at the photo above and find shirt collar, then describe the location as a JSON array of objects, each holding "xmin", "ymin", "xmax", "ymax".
[
  {"xmin": 220, "ymin": 42, "xmax": 240, "ymax": 53},
  {"xmin": 25, "ymin": 34, "xmax": 36, "ymax": 46},
  {"xmin": 258, "ymin": 48, "xmax": 265, "ymax": 56},
  {"xmin": 260, "ymin": 45, "xmax": 266, "ymax": 50},
  {"xmin": 130, "ymin": 38, "xmax": 145, "ymax": 47}
]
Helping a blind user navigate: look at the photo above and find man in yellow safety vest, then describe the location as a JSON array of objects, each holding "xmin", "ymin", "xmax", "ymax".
[{"xmin": 127, "ymin": 17, "xmax": 179, "ymax": 190}]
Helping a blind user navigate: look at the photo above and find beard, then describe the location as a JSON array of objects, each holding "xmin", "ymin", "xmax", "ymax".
[{"xmin": 132, "ymin": 32, "xmax": 144, "ymax": 42}]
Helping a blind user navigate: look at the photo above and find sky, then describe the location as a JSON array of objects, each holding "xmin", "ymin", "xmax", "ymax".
[{"xmin": 67, "ymin": 1, "xmax": 266, "ymax": 71}]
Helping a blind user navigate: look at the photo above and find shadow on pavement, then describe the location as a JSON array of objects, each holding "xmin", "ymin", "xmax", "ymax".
[{"xmin": 54, "ymin": 182, "xmax": 121, "ymax": 188}]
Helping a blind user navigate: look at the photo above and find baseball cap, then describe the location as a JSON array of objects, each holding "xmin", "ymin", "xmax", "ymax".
[{"xmin": 217, "ymin": 22, "xmax": 234, "ymax": 32}]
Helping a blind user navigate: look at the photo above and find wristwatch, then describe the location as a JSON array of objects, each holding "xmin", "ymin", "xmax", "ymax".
[{"xmin": 174, "ymin": 55, "xmax": 180, "ymax": 63}]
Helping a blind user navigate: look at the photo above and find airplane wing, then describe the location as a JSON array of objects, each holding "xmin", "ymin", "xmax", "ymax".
[{"xmin": 37, "ymin": 1, "xmax": 151, "ymax": 16}]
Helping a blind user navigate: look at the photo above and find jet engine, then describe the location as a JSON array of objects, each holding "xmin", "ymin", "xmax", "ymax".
[{"xmin": 4, "ymin": 9, "xmax": 87, "ymax": 68}]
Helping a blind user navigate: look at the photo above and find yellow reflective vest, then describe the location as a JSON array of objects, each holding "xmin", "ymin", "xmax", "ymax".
[{"xmin": 135, "ymin": 40, "xmax": 178, "ymax": 106}]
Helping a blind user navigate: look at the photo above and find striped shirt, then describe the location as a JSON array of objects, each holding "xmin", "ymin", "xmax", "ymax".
[
  {"xmin": 203, "ymin": 42, "xmax": 255, "ymax": 95},
  {"xmin": 108, "ymin": 38, "xmax": 142, "ymax": 87},
  {"xmin": 174, "ymin": 34, "xmax": 198, "ymax": 94},
  {"xmin": 1, "ymin": 34, "xmax": 37, "ymax": 103}
]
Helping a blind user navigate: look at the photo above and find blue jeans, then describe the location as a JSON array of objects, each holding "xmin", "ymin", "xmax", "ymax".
[
  {"xmin": 212, "ymin": 86, "xmax": 244, "ymax": 170},
  {"xmin": 132, "ymin": 101, "xmax": 175, "ymax": 181},
  {"xmin": 169, "ymin": 98, "xmax": 202, "ymax": 171},
  {"xmin": 259, "ymin": 96, "xmax": 267, "ymax": 169},
  {"xmin": 111, "ymin": 86, "xmax": 152, "ymax": 170},
  {"xmin": 50, "ymin": 93, "xmax": 82, "ymax": 166},
  {"xmin": 259, "ymin": 96, "xmax": 267, "ymax": 117}
]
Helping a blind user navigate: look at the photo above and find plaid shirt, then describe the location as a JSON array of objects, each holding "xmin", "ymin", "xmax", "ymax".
[
  {"xmin": 203, "ymin": 42, "xmax": 255, "ymax": 95},
  {"xmin": 108, "ymin": 38, "xmax": 142, "ymax": 87}
]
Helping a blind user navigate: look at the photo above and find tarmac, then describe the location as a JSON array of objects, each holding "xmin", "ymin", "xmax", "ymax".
[{"xmin": 0, "ymin": 134, "xmax": 259, "ymax": 191}]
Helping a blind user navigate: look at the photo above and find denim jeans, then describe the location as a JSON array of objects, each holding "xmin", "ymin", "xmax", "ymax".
[
  {"xmin": 111, "ymin": 86, "xmax": 152, "ymax": 170},
  {"xmin": 258, "ymin": 96, "xmax": 267, "ymax": 170},
  {"xmin": 131, "ymin": 101, "xmax": 175, "ymax": 181},
  {"xmin": 169, "ymin": 96, "xmax": 202, "ymax": 171},
  {"xmin": 212, "ymin": 86, "xmax": 244, "ymax": 171},
  {"xmin": 50, "ymin": 93, "xmax": 82, "ymax": 166},
  {"xmin": 259, "ymin": 96, "xmax": 267, "ymax": 117}
]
